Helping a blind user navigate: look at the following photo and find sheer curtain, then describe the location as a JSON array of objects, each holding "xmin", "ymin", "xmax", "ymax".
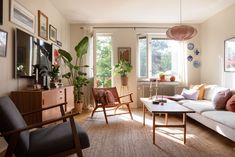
[
  {"xmin": 82, "ymin": 26, "xmax": 94, "ymax": 109},
  {"xmin": 178, "ymin": 41, "xmax": 188, "ymax": 87}
]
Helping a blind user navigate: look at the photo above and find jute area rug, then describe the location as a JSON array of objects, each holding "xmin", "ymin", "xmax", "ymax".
[{"xmin": 78, "ymin": 109, "xmax": 235, "ymax": 157}]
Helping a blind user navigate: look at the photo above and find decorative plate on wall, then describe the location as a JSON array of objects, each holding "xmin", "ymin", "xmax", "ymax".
[
  {"xmin": 187, "ymin": 43, "xmax": 194, "ymax": 50},
  {"xmin": 187, "ymin": 55, "xmax": 193, "ymax": 62},
  {"xmin": 193, "ymin": 60, "xmax": 201, "ymax": 68},
  {"xmin": 194, "ymin": 49, "xmax": 200, "ymax": 55}
]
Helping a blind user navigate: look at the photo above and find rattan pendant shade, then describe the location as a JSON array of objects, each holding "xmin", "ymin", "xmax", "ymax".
[
  {"xmin": 166, "ymin": 25, "xmax": 197, "ymax": 41},
  {"xmin": 166, "ymin": 0, "xmax": 197, "ymax": 41}
]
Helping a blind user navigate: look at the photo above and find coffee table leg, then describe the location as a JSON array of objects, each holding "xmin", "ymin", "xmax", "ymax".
[
  {"xmin": 183, "ymin": 113, "xmax": 186, "ymax": 144},
  {"xmin": 143, "ymin": 104, "xmax": 145, "ymax": 126},
  {"xmin": 153, "ymin": 113, "xmax": 155, "ymax": 144},
  {"xmin": 165, "ymin": 113, "xmax": 168, "ymax": 125}
]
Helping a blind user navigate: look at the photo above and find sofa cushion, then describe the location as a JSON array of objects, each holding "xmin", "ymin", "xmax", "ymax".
[
  {"xmin": 201, "ymin": 111, "xmax": 235, "ymax": 130},
  {"xmin": 212, "ymin": 89, "xmax": 232, "ymax": 110},
  {"xmin": 226, "ymin": 94, "xmax": 235, "ymax": 112},
  {"xmin": 181, "ymin": 88, "xmax": 198, "ymax": 100},
  {"xmin": 181, "ymin": 100, "xmax": 215, "ymax": 113},
  {"xmin": 190, "ymin": 84, "xmax": 205, "ymax": 100},
  {"xmin": 211, "ymin": 86, "xmax": 229, "ymax": 101},
  {"xmin": 204, "ymin": 85, "xmax": 218, "ymax": 100}
]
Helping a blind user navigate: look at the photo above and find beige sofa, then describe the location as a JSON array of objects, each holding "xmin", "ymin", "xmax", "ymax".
[{"xmin": 178, "ymin": 85, "xmax": 235, "ymax": 142}]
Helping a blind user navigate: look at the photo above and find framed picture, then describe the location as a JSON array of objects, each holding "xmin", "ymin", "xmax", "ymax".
[
  {"xmin": 224, "ymin": 37, "xmax": 235, "ymax": 72},
  {"xmin": 38, "ymin": 10, "xmax": 48, "ymax": 40},
  {"xmin": 0, "ymin": 0, "xmax": 3, "ymax": 25},
  {"xmin": 10, "ymin": 0, "xmax": 35, "ymax": 33},
  {"xmin": 0, "ymin": 29, "xmax": 8, "ymax": 57},
  {"xmin": 118, "ymin": 47, "xmax": 131, "ymax": 63},
  {"xmin": 49, "ymin": 25, "xmax": 57, "ymax": 42},
  {"xmin": 52, "ymin": 44, "xmax": 60, "ymax": 65}
]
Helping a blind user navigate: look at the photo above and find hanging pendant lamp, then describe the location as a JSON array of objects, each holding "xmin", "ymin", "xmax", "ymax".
[{"xmin": 166, "ymin": 0, "xmax": 197, "ymax": 41}]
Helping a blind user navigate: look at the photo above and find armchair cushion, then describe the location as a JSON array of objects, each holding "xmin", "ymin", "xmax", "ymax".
[
  {"xmin": 0, "ymin": 96, "xmax": 29, "ymax": 157},
  {"xmin": 28, "ymin": 121, "xmax": 90, "ymax": 157},
  {"xmin": 105, "ymin": 90, "xmax": 116, "ymax": 103}
]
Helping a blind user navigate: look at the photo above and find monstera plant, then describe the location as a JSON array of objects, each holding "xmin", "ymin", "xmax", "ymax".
[{"xmin": 59, "ymin": 36, "xmax": 89, "ymax": 112}]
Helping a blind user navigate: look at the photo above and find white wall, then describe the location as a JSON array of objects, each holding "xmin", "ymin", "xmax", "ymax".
[
  {"xmin": 70, "ymin": 24, "xmax": 201, "ymax": 108},
  {"xmin": 200, "ymin": 3, "xmax": 235, "ymax": 88},
  {"xmin": 0, "ymin": 0, "xmax": 70, "ymax": 96}
]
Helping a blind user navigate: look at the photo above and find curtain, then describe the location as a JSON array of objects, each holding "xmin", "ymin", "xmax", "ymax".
[
  {"xmin": 178, "ymin": 41, "xmax": 188, "ymax": 87},
  {"xmin": 82, "ymin": 26, "xmax": 94, "ymax": 109}
]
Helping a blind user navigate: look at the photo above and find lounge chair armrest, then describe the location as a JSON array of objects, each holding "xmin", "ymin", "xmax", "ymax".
[
  {"xmin": 1, "ymin": 111, "xmax": 79, "ymax": 137},
  {"xmin": 119, "ymin": 93, "xmax": 133, "ymax": 102}
]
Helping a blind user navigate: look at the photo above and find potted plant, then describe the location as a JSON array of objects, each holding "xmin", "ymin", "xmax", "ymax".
[
  {"xmin": 58, "ymin": 36, "xmax": 90, "ymax": 113},
  {"xmin": 114, "ymin": 59, "xmax": 133, "ymax": 86}
]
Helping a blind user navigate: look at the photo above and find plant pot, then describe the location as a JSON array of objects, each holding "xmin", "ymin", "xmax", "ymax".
[
  {"xmin": 72, "ymin": 102, "xmax": 83, "ymax": 113},
  {"xmin": 159, "ymin": 75, "xmax": 165, "ymax": 81},
  {"xmin": 121, "ymin": 76, "xmax": 128, "ymax": 86},
  {"xmin": 170, "ymin": 76, "xmax": 175, "ymax": 81}
]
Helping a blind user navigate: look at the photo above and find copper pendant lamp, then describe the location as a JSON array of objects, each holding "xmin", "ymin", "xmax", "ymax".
[{"xmin": 166, "ymin": 0, "xmax": 197, "ymax": 41}]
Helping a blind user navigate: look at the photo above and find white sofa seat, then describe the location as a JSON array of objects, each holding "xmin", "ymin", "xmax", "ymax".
[
  {"xmin": 201, "ymin": 111, "xmax": 235, "ymax": 130},
  {"xmin": 180, "ymin": 100, "xmax": 215, "ymax": 114}
]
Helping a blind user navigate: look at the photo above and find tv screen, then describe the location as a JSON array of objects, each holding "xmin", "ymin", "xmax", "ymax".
[
  {"xmin": 15, "ymin": 29, "xmax": 37, "ymax": 77},
  {"xmin": 15, "ymin": 29, "xmax": 52, "ymax": 78}
]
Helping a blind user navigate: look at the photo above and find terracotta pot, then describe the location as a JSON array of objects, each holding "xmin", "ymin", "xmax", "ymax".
[
  {"xmin": 170, "ymin": 76, "xmax": 176, "ymax": 81},
  {"xmin": 159, "ymin": 75, "xmax": 165, "ymax": 81},
  {"xmin": 121, "ymin": 76, "xmax": 128, "ymax": 86}
]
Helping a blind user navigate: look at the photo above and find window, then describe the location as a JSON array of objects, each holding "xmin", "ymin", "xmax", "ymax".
[
  {"xmin": 95, "ymin": 34, "xmax": 112, "ymax": 87},
  {"xmin": 138, "ymin": 35, "xmax": 181, "ymax": 80}
]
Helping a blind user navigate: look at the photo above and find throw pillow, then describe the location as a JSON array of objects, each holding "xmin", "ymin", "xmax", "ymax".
[
  {"xmin": 226, "ymin": 94, "xmax": 235, "ymax": 112},
  {"xmin": 105, "ymin": 90, "xmax": 116, "ymax": 104},
  {"xmin": 181, "ymin": 88, "xmax": 198, "ymax": 100},
  {"xmin": 211, "ymin": 86, "xmax": 229, "ymax": 101},
  {"xmin": 204, "ymin": 85, "xmax": 218, "ymax": 100},
  {"xmin": 212, "ymin": 89, "xmax": 232, "ymax": 110},
  {"xmin": 190, "ymin": 84, "xmax": 205, "ymax": 100},
  {"xmin": 96, "ymin": 90, "xmax": 107, "ymax": 105}
]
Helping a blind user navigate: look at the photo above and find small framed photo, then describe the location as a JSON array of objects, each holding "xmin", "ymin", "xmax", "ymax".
[
  {"xmin": 118, "ymin": 47, "xmax": 131, "ymax": 63},
  {"xmin": 10, "ymin": 0, "xmax": 35, "ymax": 33},
  {"xmin": 0, "ymin": 29, "xmax": 8, "ymax": 57},
  {"xmin": 49, "ymin": 25, "xmax": 57, "ymax": 42},
  {"xmin": 38, "ymin": 10, "xmax": 48, "ymax": 40}
]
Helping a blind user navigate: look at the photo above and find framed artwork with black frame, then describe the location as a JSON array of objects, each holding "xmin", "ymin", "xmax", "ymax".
[
  {"xmin": 49, "ymin": 25, "xmax": 57, "ymax": 42},
  {"xmin": 118, "ymin": 47, "xmax": 131, "ymax": 63},
  {"xmin": 0, "ymin": 29, "xmax": 8, "ymax": 57},
  {"xmin": 224, "ymin": 37, "xmax": 235, "ymax": 72},
  {"xmin": 0, "ymin": 0, "xmax": 3, "ymax": 25}
]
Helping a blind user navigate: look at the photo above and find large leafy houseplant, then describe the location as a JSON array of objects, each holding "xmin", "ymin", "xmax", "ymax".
[
  {"xmin": 114, "ymin": 59, "xmax": 132, "ymax": 86},
  {"xmin": 59, "ymin": 36, "xmax": 89, "ymax": 104}
]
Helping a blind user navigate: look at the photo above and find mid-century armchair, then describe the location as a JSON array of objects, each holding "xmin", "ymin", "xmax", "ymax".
[
  {"xmin": 0, "ymin": 96, "xmax": 90, "ymax": 157},
  {"xmin": 91, "ymin": 87, "xmax": 133, "ymax": 124}
]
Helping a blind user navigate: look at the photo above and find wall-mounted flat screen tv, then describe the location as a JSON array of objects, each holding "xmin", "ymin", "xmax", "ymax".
[{"xmin": 15, "ymin": 29, "xmax": 52, "ymax": 78}]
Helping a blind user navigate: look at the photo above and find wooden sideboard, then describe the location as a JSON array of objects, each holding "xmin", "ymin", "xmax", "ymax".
[{"xmin": 11, "ymin": 86, "xmax": 74, "ymax": 125}]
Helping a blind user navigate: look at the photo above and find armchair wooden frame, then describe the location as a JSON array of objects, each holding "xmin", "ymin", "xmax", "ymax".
[
  {"xmin": 0, "ymin": 102, "xmax": 83, "ymax": 157},
  {"xmin": 91, "ymin": 87, "xmax": 133, "ymax": 124}
]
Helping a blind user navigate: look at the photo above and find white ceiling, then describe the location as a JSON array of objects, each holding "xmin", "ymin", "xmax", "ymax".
[{"xmin": 49, "ymin": 0, "xmax": 235, "ymax": 24}]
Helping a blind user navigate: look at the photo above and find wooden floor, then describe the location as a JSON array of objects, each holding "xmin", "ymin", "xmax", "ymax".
[{"xmin": 1, "ymin": 109, "xmax": 235, "ymax": 157}]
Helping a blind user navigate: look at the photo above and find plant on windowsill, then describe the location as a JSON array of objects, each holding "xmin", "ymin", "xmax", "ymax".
[
  {"xmin": 113, "ymin": 59, "xmax": 133, "ymax": 86},
  {"xmin": 58, "ymin": 36, "xmax": 90, "ymax": 113}
]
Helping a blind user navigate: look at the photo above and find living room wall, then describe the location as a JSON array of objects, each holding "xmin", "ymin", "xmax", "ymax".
[
  {"xmin": 0, "ymin": 0, "xmax": 70, "ymax": 97},
  {"xmin": 70, "ymin": 24, "xmax": 201, "ymax": 108},
  {"xmin": 200, "ymin": 3, "xmax": 235, "ymax": 88}
]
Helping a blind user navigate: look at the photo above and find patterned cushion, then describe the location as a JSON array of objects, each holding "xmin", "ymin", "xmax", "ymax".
[{"xmin": 96, "ymin": 90, "xmax": 107, "ymax": 105}]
